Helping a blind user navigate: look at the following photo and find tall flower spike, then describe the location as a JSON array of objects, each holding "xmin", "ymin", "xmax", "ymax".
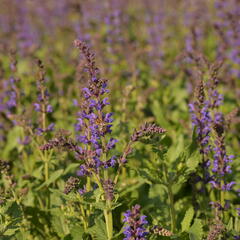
[
  {"xmin": 214, "ymin": 0, "xmax": 240, "ymax": 78},
  {"xmin": 34, "ymin": 59, "xmax": 54, "ymax": 136},
  {"xmin": 145, "ymin": 1, "xmax": 165, "ymax": 73},
  {"xmin": 0, "ymin": 51, "xmax": 19, "ymax": 143},
  {"xmin": 189, "ymin": 80, "xmax": 212, "ymax": 185},
  {"xmin": 123, "ymin": 204, "xmax": 149, "ymax": 240},
  {"xmin": 209, "ymin": 112, "xmax": 235, "ymax": 192},
  {"xmin": 1, "ymin": 51, "xmax": 18, "ymax": 114},
  {"xmin": 74, "ymin": 40, "xmax": 117, "ymax": 176},
  {"xmin": 189, "ymin": 80, "xmax": 212, "ymax": 154},
  {"xmin": 104, "ymin": 0, "xmax": 125, "ymax": 57}
]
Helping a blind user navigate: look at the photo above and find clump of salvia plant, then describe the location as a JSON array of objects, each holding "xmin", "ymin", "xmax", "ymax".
[
  {"xmin": 188, "ymin": 53, "xmax": 238, "ymax": 238},
  {"xmin": 40, "ymin": 40, "xmax": 166, "ymax": 239}
]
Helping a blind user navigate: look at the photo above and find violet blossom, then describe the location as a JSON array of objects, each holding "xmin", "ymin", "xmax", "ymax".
[
  {"xmin": 209, "ymin": 112, "xmax": 236, "ymax": 192},
  {"xmin": 74, "ymin": 40, "xmax": 118, "ymax": 177},
  {"xmin": 123, "ymin": 204, "xmax": 149, "ymax": 240}
]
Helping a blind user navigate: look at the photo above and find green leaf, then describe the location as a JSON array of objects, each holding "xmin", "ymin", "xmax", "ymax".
[
  {"xmin": 5, "ymin": 202, "xmax": 22, "ymax": 219},
  {"xmin": 184, "ymin": 132, "xmax": 201, "ymax": 172},
  {"xmin": 36, "ymin": 169, "xmax": 64, "ymax": 190},
  {"xmin": 137, "ymin": 168, "xmax": 159, "ymax": 184},
  {"xmin": 52, "ymin": 214, "xmax": 69, "ymax": 237},
  {"xmin": 88, "ymin": 219, "xmax": 107, "ymax": 240},
  {"xmin": 0, "ymin": 202, "xmax": 22, "ymax": 237},
  {"xmin": 189, "ymin": 219, "xmax": 203, "ymax": 240},
  {"xmin": 32, "ymin": 166, "xmax": 44, "ymax": 179},
  {"xmin": 119, "ymin": 178, "xmax": 145, "ymax": 197},
  {"xmin": 235, "ymin": 216, "xmax": 240, "ymax": 232},
  {"xmin": 226, "ymin": 217, "xmax": 233, "ymax": 231},
  {"xmin": 151, "ymin": 100, "xmax": 170, "ymax": 128},
  {"xmin": 186, "ymin": 151, "xmax": 201, "ymax": 172},
  {"xmin": 70, "ymin": 225, "xmax": 84, "ymax": 240},
  {"xmin": 3, "ymin": 126, "xmax": 22, "ymax": 158},
  {"xmin": 3, "ymin": 225, "xmax": 20, "ymax": 236},
  {"xmin": 88, "ymin": 201, "xmax": 106, "ymax": 211},
  {"xmin": 181, "ymin": 207, "xmax": 194, "ymax": 232},
  {"xmin": 49, "ymin": 189, "xmax": 78, "ymax": 201},
  {"xmin": 167, "ymin": 135, "xmax": 184, "ymax": 163},
  {"xmin": 63, "ymin": 163, "xmax": 80, "ymax": 175}
]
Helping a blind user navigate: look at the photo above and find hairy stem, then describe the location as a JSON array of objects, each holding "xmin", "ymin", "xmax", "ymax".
[
  {"xmin": 163, "ymin": 164, "xmax": 176, "ymax": 232},
  {"xmin": 104, "ymin": 204, "xmax": 113, "ymax": 240},
  {"xmin": 168, "ymin": 184, "xmax": 176, "ymax": 232},
  {"xmin": 93, "ymin": 173, "xmax": 113, "ymax": 239}
]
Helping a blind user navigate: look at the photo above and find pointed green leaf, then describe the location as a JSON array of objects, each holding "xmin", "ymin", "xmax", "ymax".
[
  {"xmin": 189, "ymin": 219, "xmax": 203, "ymax": 240},
  {"xmin": 181, "ymin": 207, "xmax": 194, "ymax": 232},
  {"xmin": 88, "ymin": 219, "xmax": 107, "ymax": 240},
  {"xmin": 36, "ymin": 169, "xmax": 64, "ymax": 190}
]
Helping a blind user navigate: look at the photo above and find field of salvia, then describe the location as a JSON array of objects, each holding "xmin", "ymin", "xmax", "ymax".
[{"xmin": 0, "ymin": 0, "xmax": 239, "ymax": 239}]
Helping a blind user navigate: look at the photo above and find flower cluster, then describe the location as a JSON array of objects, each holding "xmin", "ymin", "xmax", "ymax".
[
  {"xmin": 15, "ymin": 1, "xmax": 39, "ymax": 53},
  {"xmin": 104, "ymin": 0, "xmax": 125, "ymax": 55},
  {"xmin": 152, "ymin": 226, "xmax": 173, "ymax": 236},
  {"xmin": 189, "ymin": 60, "xmax": 236, "ymax": 209},
  {"xmin": 131, "ymin": 122, "xmax": 166, "ymax": 142},
  {"xmin": 123, "ymin": 204, "xmax": 149, "ymax": 240},
  {"xmin": 0, "ymin": 52, "xmax": 18, "ymax": 113},
  {"xmin": 214, "ymin": 0, "xmax": 240, "ymax": 78},
  {"xmin": 34, "ymin": 59, "xmax": 54, "ymax": 135},
  {"xmin": 102, "ymin": 179, "xmax": 115, "ymax": 201},
  {"xmin": 145, "ymin": 3, "xmax": 165, "ymax": 73},
  {"xmin": 40, "ymin": 130, "xmax": 79, "ymax": 153},
  {"xmin": 74, "ymin": 40, "xmax": 118, "ymax": 177},
  {"xmin": 0, "ymin": 52, "xmax": 18, "ymax": 143},
  {"xmin": 207, "ymin": 60, "xmax": 224, "ymax": 110},
  {"xmin": 209, "ymin": 112, "xmax": 235, "ymax": 191},
  {"xmin": 64, "ymin": 176, "xmax": 80, "ymax": 194},
  {"xmin": 189, "ymin": 80, "xmax": 212, "ymax": 183},
  {"xmin": 207, "ymin": 219, "xmax": 224, "ymax": 240},
  {"xmin": 184, "ymin": 0, "xmax": 209, "ymax": 53},
  {"xmin": 0, "ymin": 160, "xmax": 10, "ymax": 175}
]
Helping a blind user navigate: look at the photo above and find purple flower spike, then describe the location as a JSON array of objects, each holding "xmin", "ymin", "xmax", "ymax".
[
  {"xmin": 211, "ymin": 112, "xmax": 235, "ymax": 193},
  {"xmin": 123, "ymin": 204, "xmax": 149, "ymax": 240},
  {"xmin": 74, "ymin": 40, "xmax": 118, "ymax": 177}
]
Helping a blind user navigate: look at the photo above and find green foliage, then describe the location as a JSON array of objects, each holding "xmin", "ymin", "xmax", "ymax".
[
  {"xmin": 0, "ymin": 201, "xmax": 22, "ymax": 238},
  {"xmin": 88, "ymin": 220, "xmax": 107, "ymax": 240},
  {"xmin": 181, "ymin": 207, "xmax": 194, "ymax": 232},
  {"xmin": 36, "ymin": 169, "xmax": 64, "ymax": 190},
  {"xmin": 188, "ymin": 219, "xmax": 203, "ymax": 240}
]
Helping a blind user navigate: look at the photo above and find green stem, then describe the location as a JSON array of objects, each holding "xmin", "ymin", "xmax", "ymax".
[
  {"xmin": 163, "ymin": 164, "xmax": 176, "ymax": 232},
  {"xmin": 44, "ymin": 152, "xmax": 50, "ymax": 209},
  {"xmin": 44, "ymin": 160, "xmax": 49, "ymax": 181},
  {"xmin": 168, "ymin": 184, "xmax": 176, "ymax": 232},
  {"xmin": 86, "ymin": 177, "xmax": 92, "ymax": 216},
  {"xmin": 101, "ymin": 136, "xmax": 113, "ymax": 239},
  {"xmin": 93, "ymin": 173, "xmax": 113, "ymax": 239},
  {"xmin": 79, "ymin": 202, "xmax": 88, "ymax": 231},
  {"xmin": 104, "ymin": 203, "xmax": 113, "ymax": 240},
  {"xmin": 220, "ymin": 191, "xmax": 224, "ymax": 209},
  {"xmin": 114, "ymin": 142, "xmax": 132, "ymax": 184}
]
